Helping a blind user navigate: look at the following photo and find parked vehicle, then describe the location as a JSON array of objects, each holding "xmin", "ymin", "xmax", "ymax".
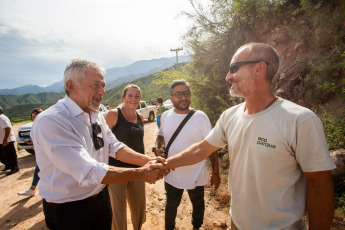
[
  {"xmin": 117, "ymin": 101, "xmax": 157, "ymax": 122},
  {"xmin": 16, "ymin": 104, "xmax": 108, "ymax": 155},
  {"xmin": 163, "ymin": 99, "xmax": 173, "ymax": 110},
  {"xmin": 17, "ymin": 122, "xmax": 35, "ymax": 154}
]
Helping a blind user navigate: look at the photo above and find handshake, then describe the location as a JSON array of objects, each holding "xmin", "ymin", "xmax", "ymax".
[{"xmin": 140, "ymin": 154, "xmax": 170, "ymax": 184}]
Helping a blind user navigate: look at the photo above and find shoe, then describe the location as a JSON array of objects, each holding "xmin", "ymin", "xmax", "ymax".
[
  {"xmin": 1, "ymin": 165, "xmax": 10, "ymax": 171},
  {"xmin": 6, "ymin": 167, "xmax": 19, "ymax": 175},
  {"xmin": 18, "ymin": 188, "xmax": 36, "ymax": 196}
]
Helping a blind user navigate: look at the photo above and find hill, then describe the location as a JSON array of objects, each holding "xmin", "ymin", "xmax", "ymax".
[
  {"xmin": 2, "ymin": 67, "xmax": 173, "ymax": 119},
  {"xmin": 0, "ymin": 56, "xmax": 190, "ymax": 95},
  {"xmin": 103, "ymin": 71, "xmax": 172, "ymax": 107},
  {"xmin": 104, "ymin": 56, "xmax": 190, "ymax": 89},
  {"xmin": 0, "ymin": 92, "xmax": 65, "ymax": 111}
]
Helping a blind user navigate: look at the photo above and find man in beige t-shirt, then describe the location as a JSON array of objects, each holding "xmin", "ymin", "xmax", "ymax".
[{"xmin": 156, "ymin": 43, "xmax": 336, "ymax": 230}]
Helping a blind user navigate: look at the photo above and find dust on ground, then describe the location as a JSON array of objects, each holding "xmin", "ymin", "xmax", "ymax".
[{"xmin": 0, "ymin": 121, "xmax": 231, "ymax": 230}]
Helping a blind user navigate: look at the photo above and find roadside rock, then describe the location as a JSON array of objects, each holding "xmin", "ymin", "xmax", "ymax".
[{"xmin": 330, "ymin": 149, "xmax": 345, "ymax": 181}]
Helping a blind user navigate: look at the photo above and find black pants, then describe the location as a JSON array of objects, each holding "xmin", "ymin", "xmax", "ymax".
[
  {"xmin": 164, "ymin": 182, "xmax": 205, "ymax": 230},
  {"xmin": 0, "ymin": 142, "xmax": 18, "ymax": 169},
  {"xmin": 43, "ymin": 186, "xmax": 112, "ymax": 230}
]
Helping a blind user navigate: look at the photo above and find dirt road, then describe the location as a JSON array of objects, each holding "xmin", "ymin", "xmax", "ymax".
[
  {"xmin": 2, "ymin": 121, "xmax": 343, "ymax": 229},
  {"xmin": 0, "ymin": 121, "xmax": 231, "ymax": 230}
]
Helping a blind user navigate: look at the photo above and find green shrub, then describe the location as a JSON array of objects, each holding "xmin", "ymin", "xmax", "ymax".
[{"xmin": 318, "ymin": 110, "xmax": 345, "ymax": 150}]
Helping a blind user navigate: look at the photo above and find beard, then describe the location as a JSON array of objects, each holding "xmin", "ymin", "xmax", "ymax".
[
  {"xmin": 173, "ymin": 100, "xmax": 191, "ymax": 111},
  {"xmin": 229, "ymin": 76, "xmax": 256, "ymax": 98}
]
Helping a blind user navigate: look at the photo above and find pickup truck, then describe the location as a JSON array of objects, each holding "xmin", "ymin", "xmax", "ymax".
[{"xmin": 117, "ymin": 101, "xmax": 157, "ymax": 122}]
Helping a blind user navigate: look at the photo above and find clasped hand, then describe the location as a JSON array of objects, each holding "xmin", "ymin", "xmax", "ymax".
[{"xmin": 141, "ymin": 156, "xmax": 170, "ymax": 184}]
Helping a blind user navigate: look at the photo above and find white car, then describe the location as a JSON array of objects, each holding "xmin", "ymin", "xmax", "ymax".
[
  {"xmin": 16, "ymin": 122, "xmax": 35, "ymax": 154},
  {"xmin": 163, "ymin": 99, "xmax": 173, "ymax": 110},
  {"xmin": 16, "ymin": 104, "xmax": 108, "ymax": 155},
  {"xmin": 117, "ymin": 101, "xmax": 157, "ymax": 122}
]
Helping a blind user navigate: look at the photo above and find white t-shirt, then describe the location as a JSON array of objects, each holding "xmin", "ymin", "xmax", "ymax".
[
  {"xmin": 206, "ymin": 98, "xmax": 335, "ymax": 230},
  {"xmin": 158, "ymin": 109, "xmax": 212, "ymax": 189},
  {"xmin": 0, "ymin": 114, "xmax": 16, "ymax": 144}
]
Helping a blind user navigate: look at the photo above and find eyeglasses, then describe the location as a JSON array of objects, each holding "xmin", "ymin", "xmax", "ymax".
[
  {"xmin": 229, "ymin": 61, "xmax": 270, "ymax": 74},
  {"xmin": 92, "ymin": 122, "xmax": 104, "ymax": 150},
  {"xmin": 172, "ymin": 91, "xmax": 191, "ymax": 99}
]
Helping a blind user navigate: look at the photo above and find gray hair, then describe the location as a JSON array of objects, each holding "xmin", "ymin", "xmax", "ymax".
[
  {"xmin": 169, "ymin": 79, "xmax": 191, "ymax": 95},
  {"xmin": 239, "ymin": 43, "xmax": 280, "ymax": 82},
  {"xmin": 63, "ymin": 59, "xmax": 105, "ymax": 96}
]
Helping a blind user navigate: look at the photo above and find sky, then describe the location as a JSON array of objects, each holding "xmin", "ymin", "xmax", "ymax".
[{"xmin": 0, "ymin": 0, "xmax": 209, "ymax": 89}]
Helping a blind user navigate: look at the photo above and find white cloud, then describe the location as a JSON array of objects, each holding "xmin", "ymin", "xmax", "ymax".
[{"xmin": 0, "ymin": 0, "xmax": 209, "ymax": 88}]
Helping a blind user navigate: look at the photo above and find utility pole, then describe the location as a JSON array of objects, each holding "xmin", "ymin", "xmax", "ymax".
[{"xmin": 170, "ymin": 47, "xmax": 183, "ymax": 68}]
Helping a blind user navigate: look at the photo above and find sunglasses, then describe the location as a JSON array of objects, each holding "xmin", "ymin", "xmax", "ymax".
[
  {"xmin": 229, "ymin": 61, "xmax": 270, "ymax": 74},
  {"xmin": 172, "ymin": 91, "xmax": 191, "ymax": 99},
  {"xmin": 92, "ymin": 122, "xmax": 104, "ymax": 150}
]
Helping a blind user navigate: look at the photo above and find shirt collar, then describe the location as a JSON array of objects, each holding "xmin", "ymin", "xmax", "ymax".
[
  {"xmin": 63, "ymin": 96, "xmax": 101, "ymax": 121},
  {"xmin": 63, "ymin": 96, "xmax": 84, "ymax": 117}
]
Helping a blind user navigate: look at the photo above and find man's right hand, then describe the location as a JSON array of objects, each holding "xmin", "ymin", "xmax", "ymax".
[{"xmin": 141, "ymin": 160, "xmax": 169, "ymax": 184}]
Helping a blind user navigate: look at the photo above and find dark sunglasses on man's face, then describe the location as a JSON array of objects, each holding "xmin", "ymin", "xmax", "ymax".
[
  {"xmin": 229, "ymin": 61, "xmax": 270, "ymax": 74},
  {"xmin": 92, "ymin": 122, "xmax": 104, "ymax": 150},
  {"xmin": 172, "ymin": 91, "xmax": 191, "ymax": 99}
]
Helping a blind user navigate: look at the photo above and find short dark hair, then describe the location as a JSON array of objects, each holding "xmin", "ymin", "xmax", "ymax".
[
  {"xmin": 169, "ymin": 79, "xmax": 191, "ymax": 95},
  {"xmin": 31, "ymin": 108, "xmax": 44, "ymax": 120},
  {"xmin": 157, "ymin": 97, "xmax": 163, "ymax": 103},
  {"xmin": 239, "ymin": 43, "xmax": 280, "ymax": 82},
  {"xmin": 0, "ymin": 107, "xmax": 3, "ymax": 114}
]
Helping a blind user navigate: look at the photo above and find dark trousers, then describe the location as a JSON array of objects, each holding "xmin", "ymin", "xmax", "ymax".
[
  {"xmin": 43, "ymin": 186, "xmax": 112, "ymax": 230},
  {"xmin": 0, "ymin": 142, "xmax": 18, "ymax": 169},
  {"xmin": 164, "ymin": 182, "xmax": 205, "ymax": 230}
]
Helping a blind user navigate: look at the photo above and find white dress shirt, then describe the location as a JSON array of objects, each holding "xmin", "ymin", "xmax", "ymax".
[
  {"xmin": 0, "ymin": 114, "xmax": 16, "ymax": 144},
  {"xmin": 31, "ymin": 96, "xmax": 126, "ymax": 203}
]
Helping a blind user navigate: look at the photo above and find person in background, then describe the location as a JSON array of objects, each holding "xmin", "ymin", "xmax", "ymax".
[
  {"xmin": 154, "ymin": 43, "xmax": 335, "ymax": 230},
  {"xmin": 156, "ymin": 96, "xmax": 165, "ymax": 127},
  {"xmin": 31, "ymin": 59, "xmax": 168, "ymax": 230},
  {"xmin": 18, "ymin": 108, "xmax": 44, "ymax": 196},
  {"xmin": 105, "ymin": 84, "xmax": 146, "ymax": 230},
  {"xmin": 153, "ymin": 79, "xmax": 220, "ymax": 230},
  {"xmin": 0, "ymin": 106, "xmax": 19, "ymax": 175},
  {"xmin": 105, "ymin": 104, "xmax": 111, "ymax": 110}
]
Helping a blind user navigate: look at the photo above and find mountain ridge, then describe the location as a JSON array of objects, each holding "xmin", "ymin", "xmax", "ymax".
[{"xmin": 0, "ymin": 56, "xmax": 190, "ymax": 95}]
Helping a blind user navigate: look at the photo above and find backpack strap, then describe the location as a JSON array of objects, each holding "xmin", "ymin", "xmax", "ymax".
[{"xmin": 164, "ymin": 109, "xmax": 196, "ymax": 155}]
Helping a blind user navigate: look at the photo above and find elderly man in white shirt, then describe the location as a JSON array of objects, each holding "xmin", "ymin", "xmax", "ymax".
[{"xmin": 31, "ymin": 59, "xmax": 168, "ymax": 230}]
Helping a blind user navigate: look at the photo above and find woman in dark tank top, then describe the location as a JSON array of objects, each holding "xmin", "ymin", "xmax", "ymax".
[{"xmin": 105, "ymin": 84, "xmax": 146, "ymax": 230}]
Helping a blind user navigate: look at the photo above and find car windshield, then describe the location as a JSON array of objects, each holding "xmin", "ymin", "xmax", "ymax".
[{"xmin": 163, "ymin": 99, "xmax": 171, "ymax": 105}]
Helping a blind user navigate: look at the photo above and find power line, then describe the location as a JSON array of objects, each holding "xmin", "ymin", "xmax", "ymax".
[{"xmin": 170, "ymin": 47, "xmax": 183, "ymax": 68}]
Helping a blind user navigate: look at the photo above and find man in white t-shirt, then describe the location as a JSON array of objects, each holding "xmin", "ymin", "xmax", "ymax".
[
  {"xmin": 153, "ymin": 79, "xmax": 220, "ymax": 230},
  {"xmin": 155, "ymin": 43, "xmax": 336, "ymax": 230},
  {"xmin": 0, "ymin": 107, "xmax": 19, "ymax": 175}
]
